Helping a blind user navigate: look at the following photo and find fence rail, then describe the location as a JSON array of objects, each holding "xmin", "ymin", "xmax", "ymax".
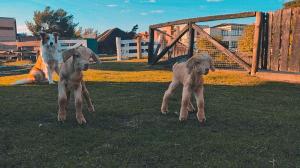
[{"xmin": 116, "ymin": 37, "xmax": 157, "ymax": 61}]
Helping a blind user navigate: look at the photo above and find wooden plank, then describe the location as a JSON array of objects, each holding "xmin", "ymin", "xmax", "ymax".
[
  {"xmin": 280, "ymin": 8, "xmax": 292, "ymax": 71},
  {"xmin": 271, "ymin": 10, "xmax": 282, "ymax": 71},
  {"xmin": 136, "ymin": 36, "xmax": 142, "ymax": 59},
  {"xmin": 150, "ymin": 12, "xmax": 256, "ymax": 29},
  {"xmin": 267, "ymin": 12, "xmax": 274, "ymax": 70},
  {"xmin": 154, "ymin": 28, "xmax": 188, "ymax": 48},
  {"xmin": 289, "ymin": 8, "xmax": 300, "ymax": 72},
  {"xmin": 251, "ymin": 12, "xmax": 263, "ymax": 75},
  {"xmin": 151, "ymin": 25, "xmax": 189, "ymax": 65},
  {"xmin": 263, "ymin": 13, "xmax": 269, "ymax": 69},
  {"xmin": 153, "ymin": 43, "xmax": 161, "ymax": 56},
  {"xmin": 192, "ymin": 24, "xmax": 251, "ymax": 71},
  {"xmin": 148, "ymin": 28, "xmax": 155, "ymax": 64},
  {"xmin": 187, "ymin": 23, "xmax": 195, "ymax": 58}
]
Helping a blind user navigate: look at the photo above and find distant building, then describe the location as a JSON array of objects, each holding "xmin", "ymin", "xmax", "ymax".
[
  {"xmin": 0, "ymin": 17, "xmax": 17, "ymax": 42},
  {"xmin": 155, "ymin": 23, "xmax": 247, "ymax": 51},
  {"xmin": 204, "ymin": 23, "xmax": 247, "ymax": 50}
]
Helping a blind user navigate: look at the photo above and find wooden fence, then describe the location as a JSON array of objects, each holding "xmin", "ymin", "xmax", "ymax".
[
  {"xmin": 267, "ymin": 7, "xmax": 300, "ymax": 73},
  {"xmin": 148, "ymin": 8, "xmax": 300, "ymax": 75},
  {"xmin": 116, "ymin": 37, "xmax": 154, "ymax": 61}
]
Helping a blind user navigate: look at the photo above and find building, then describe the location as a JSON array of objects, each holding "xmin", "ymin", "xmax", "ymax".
[
  {"xmin": 154, "ymin": 23, "xmax": 247, "ymax": 51},
  {"xmin": 0, "ymin": 17, "xmax": 17, "ymax": 42},
  {"xmin": 204, "ymin": 23, "xmax": 247, "ymax": 50}
]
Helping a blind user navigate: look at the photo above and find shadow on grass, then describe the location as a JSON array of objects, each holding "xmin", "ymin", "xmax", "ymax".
[
  {"xmin": 90, "ymin": 61, "xmax": 171, "ymax": 72},
  {"xmin": 0, "ymin": 81, "xmax": 299, "ymax": 167}
]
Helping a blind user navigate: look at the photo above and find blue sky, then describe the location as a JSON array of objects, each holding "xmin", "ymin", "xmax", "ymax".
[{"xmin": 0, "ymin": 0, "xmax": 287, "ymax": 34}]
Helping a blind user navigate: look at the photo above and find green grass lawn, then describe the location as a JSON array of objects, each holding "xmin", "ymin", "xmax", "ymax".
[{"xmin": 1, "ymin": 60, "xmax": 299, "ymax": 167}]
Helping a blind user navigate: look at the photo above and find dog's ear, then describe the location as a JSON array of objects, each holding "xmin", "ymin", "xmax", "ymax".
[
  {"xmin": 186, "ymin": 57, "xmax": 203, "ymax": 74},
  {"xmin": 62, "ymin": 48, "xmax": 77, "ymax": 62},
  {"xmin": 39, "ymin": 32, "xmax": 47, "ymax": 44},
  {"xmin": 53, "ymin": 32, "xmax": 59, "ymax": 43}
]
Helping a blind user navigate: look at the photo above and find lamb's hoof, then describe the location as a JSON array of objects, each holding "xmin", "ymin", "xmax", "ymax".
[
  {"xmin": 49, "ymin": 81, "xmax": 56, "ymax": 85},
  {"xmin": 199, "ymin": 119, "xmax": 206, "ymax": 126},
  {"xmin": 76, "ymin": 114, "xmax": 87, "ymax": 124},
  {"xmin": 161, "ymin": 111, "xmax": 167, "ymax": 115},
  {"xmin": 57, "ymin": 112, "xmax": 66, "ymax": 122},
  {"xmin": 179, "ymin": 116, "xmax": 188, "ymax": 122},
  {"xmin": 88, "ymin": 105, "xmax": 95, "ymax": 113}
]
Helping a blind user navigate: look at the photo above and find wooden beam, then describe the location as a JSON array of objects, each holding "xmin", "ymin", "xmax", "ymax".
[
  {"xmin": 153, "ymin": 43, "xmax": 161, "ymax": 56},
  {"xmin": 154, "ymin": 28, "xmax": 188, "ymax": 48},
  {"xmin": 150, "ymin": 12, "xmax": 256, "ymax": 29},
  {"xmin": 251, "ymin": 12, "xmax": 263, "ymax": 75},
  {"xmin": 192, "ymin": 24, "xmax": 251, "ymax": 71},
  {"xmin": 187, "ymin": 23, "xmax": 195, "ymax": 58},
  {"xmin": 151, "ymin": 25, "xmax": 189, "ymax": 65},
  {"xmin": 280, "ymin": 8, "xmax": 292, "ymax": 71},
  {"xmin": 148, "ymin": 28, "xmax": 155, "ymax": 64}
]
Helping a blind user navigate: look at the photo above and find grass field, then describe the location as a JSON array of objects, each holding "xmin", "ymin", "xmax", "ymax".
[{"xmin": 1, "ymin": 59, "xmax": 299, "ymax": 167}]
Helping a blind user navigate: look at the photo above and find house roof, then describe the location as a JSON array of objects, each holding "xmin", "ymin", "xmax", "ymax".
[{"xmin": 212, "ymin": 23, "xmax": 248, "ymax": 28}]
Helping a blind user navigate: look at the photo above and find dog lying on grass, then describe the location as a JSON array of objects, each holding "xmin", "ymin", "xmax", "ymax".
[
  {"xmin": 57, "ymin": 46, "xmax": 101, "ymax": 124},
  {"xmin": 12, "ymin": 51, "xmax": 49, "ymax": 85},
  {"xmin": 161, "ymin": 53, "xmax": 215, "ymax": 124}
]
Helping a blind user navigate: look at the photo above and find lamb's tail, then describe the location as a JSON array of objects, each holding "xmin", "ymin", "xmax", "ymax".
[{"xmin": 11, "ymin": 78, "xmax": 35, "ymax": 85}]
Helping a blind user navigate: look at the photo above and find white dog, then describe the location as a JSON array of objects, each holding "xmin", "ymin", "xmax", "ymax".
[{"xmin": 39, "ymin": 32, "xmax": 62, "ymax": 84}]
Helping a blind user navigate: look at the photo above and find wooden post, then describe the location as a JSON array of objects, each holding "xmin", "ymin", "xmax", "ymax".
[
  {"xmin": 136, "ymin": 36, "xmax": 142, "ymax": 59},
  {"xmin": 116, "ymin": 37, "xmax": 122, "ymax": 61},
  {"xmin": 187, "ymin": 23, "xmax": 195, "ymax": 58},
  {"xmin": 251, "ymin": 12, "xmax": 263, "ymax": 76},
  {"xmin": 148, "ymin": 28, "xmax": 155, "ymax": 64}
]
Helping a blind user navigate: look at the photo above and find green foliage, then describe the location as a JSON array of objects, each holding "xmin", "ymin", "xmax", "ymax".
[
  {"xmin": 284, "ymin": 0, "xmax": 300, "ymax": 8},
  {"xmin": 26, "ymin": 6, "xmax": 78, "ymax": 37},
  {"xmin": 238, "ymin": 25, "xmax": 254, "ymax": 54},
  {"xmin": 130, "ymin": 24, "xmax": 139, "ymax": 34}
]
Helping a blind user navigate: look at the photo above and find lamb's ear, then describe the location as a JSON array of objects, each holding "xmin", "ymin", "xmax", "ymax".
[
  {"xmin": 210, "ymin": 57, "xmax": 216, "ymax": 72},
  {"xmin": 186, "ymin": 57, "xmax": 202, "ymax": 74},
  {"xmin": 62, "ymin": 48, "xmax": 77, "ymax": 62},
  {"xmin": 91, "ymin": 52, "xmax": 101, "ymax": 64},
  {"xmin": 53, "ymin": 32, "xmax": 59, "ymax": 43}
]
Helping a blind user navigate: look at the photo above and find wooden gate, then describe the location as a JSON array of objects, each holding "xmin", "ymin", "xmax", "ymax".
[{"xmin": 267, "ymin": 7, "xmax": 300, "ymax": 73}]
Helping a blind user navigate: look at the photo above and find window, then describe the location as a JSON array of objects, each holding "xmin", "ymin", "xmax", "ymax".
[
  {"xmin": 231, "ymin": 41, "xmax": 238, "ymax": 48},
  {"xmin": 221, "ymin": 30, "xmax": 229, "ymax": 36},
  {"xmin": 222, "ymin": 41, "xmax": 229, "ymax": 48},
  {"xmin": 0, "ymin": 27, "xmax": 14, "ymax": 30}
]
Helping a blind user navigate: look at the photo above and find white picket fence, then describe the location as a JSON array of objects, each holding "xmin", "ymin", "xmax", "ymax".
[
  {"xmin": 116, "ymin": 37, "xmax": 158, "ymax": 61},
  {"xmin": 59, "ymin": 40, "xmax": 87, "ymax": 50}
]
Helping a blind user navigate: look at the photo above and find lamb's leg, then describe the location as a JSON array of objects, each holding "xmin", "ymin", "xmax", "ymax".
[
  {"xmin": 58, "ymin": 81, "xmax": 67, "ymax": 122},
  {"xmin": 81, "ymin": 81, "xmax": 95, "ymax": 112},
  {"xmin": 187, "ymin": 99, "xmax": 195, "ymax": 113},
  {"xmin": 179, "ymin": 85, "xmax": 192, "ymax": 121},
  {"xmin": 195, "ymin": 86, "xmax": 206, "ymax": 125},
  {"xmin": 74, "ymin": 84, "xmax": 86, "ymax": 124},
  {"xmin": 161, "ymin": 81, "xmax": 179, "ymax": 114}
]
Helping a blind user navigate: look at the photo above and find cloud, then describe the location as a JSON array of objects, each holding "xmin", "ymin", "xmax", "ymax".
[
  {"xmin": 17, "ymin": 24, "xmax": 31, "ymax": 34},
  {"xmin": 150, "ymin": 10, "xmax": 164, "ymax": 14},
  {"xmin": 121, "ymin": 9, "xmax": 131, "ymax": 13},
  {"xmin": 124, "ymin": 0, "xmax": 130, "ymax": 3},
  {"xmin": 140, "ymin": 12, "xmax": 148, "ymax": 16},
  {"xmin": 141, "ymin": 0, "xmax": 156, "ymax": 3},
  {"xmin": 206, "ymin": 0, "xmax": 223, "ymax": 2},
  {"xmin": 106, "ymin": 4, "xmax": 118, "ymax": 7}
]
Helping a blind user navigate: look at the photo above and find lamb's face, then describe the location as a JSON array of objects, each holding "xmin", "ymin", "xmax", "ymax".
[
  {"xmin": 73, "ymin": 54, "xmax": 90, "ymax": 71},
  {"xmin": 193, "ymin": 55, "xmax": 215, "ymax": 75}
]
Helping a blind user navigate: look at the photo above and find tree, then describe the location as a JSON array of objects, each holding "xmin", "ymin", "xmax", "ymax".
[
  {"xmin": 26, "ymin": 6, "xmax": 78, "ymax": 37},
  {"xmin": 284, "ymin": 0, "xmax": 300, "ymax": 8},
  {"xmin": 130, "ymin": 24, "xmax": 139, "ymax": 34},
  {"xmin": 75, "ymin": 27, "xmax": 98, "ymax": 38},
  {"xmin": 237, "ymin": 25, "xmax": 254, "ymax": 54}
]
